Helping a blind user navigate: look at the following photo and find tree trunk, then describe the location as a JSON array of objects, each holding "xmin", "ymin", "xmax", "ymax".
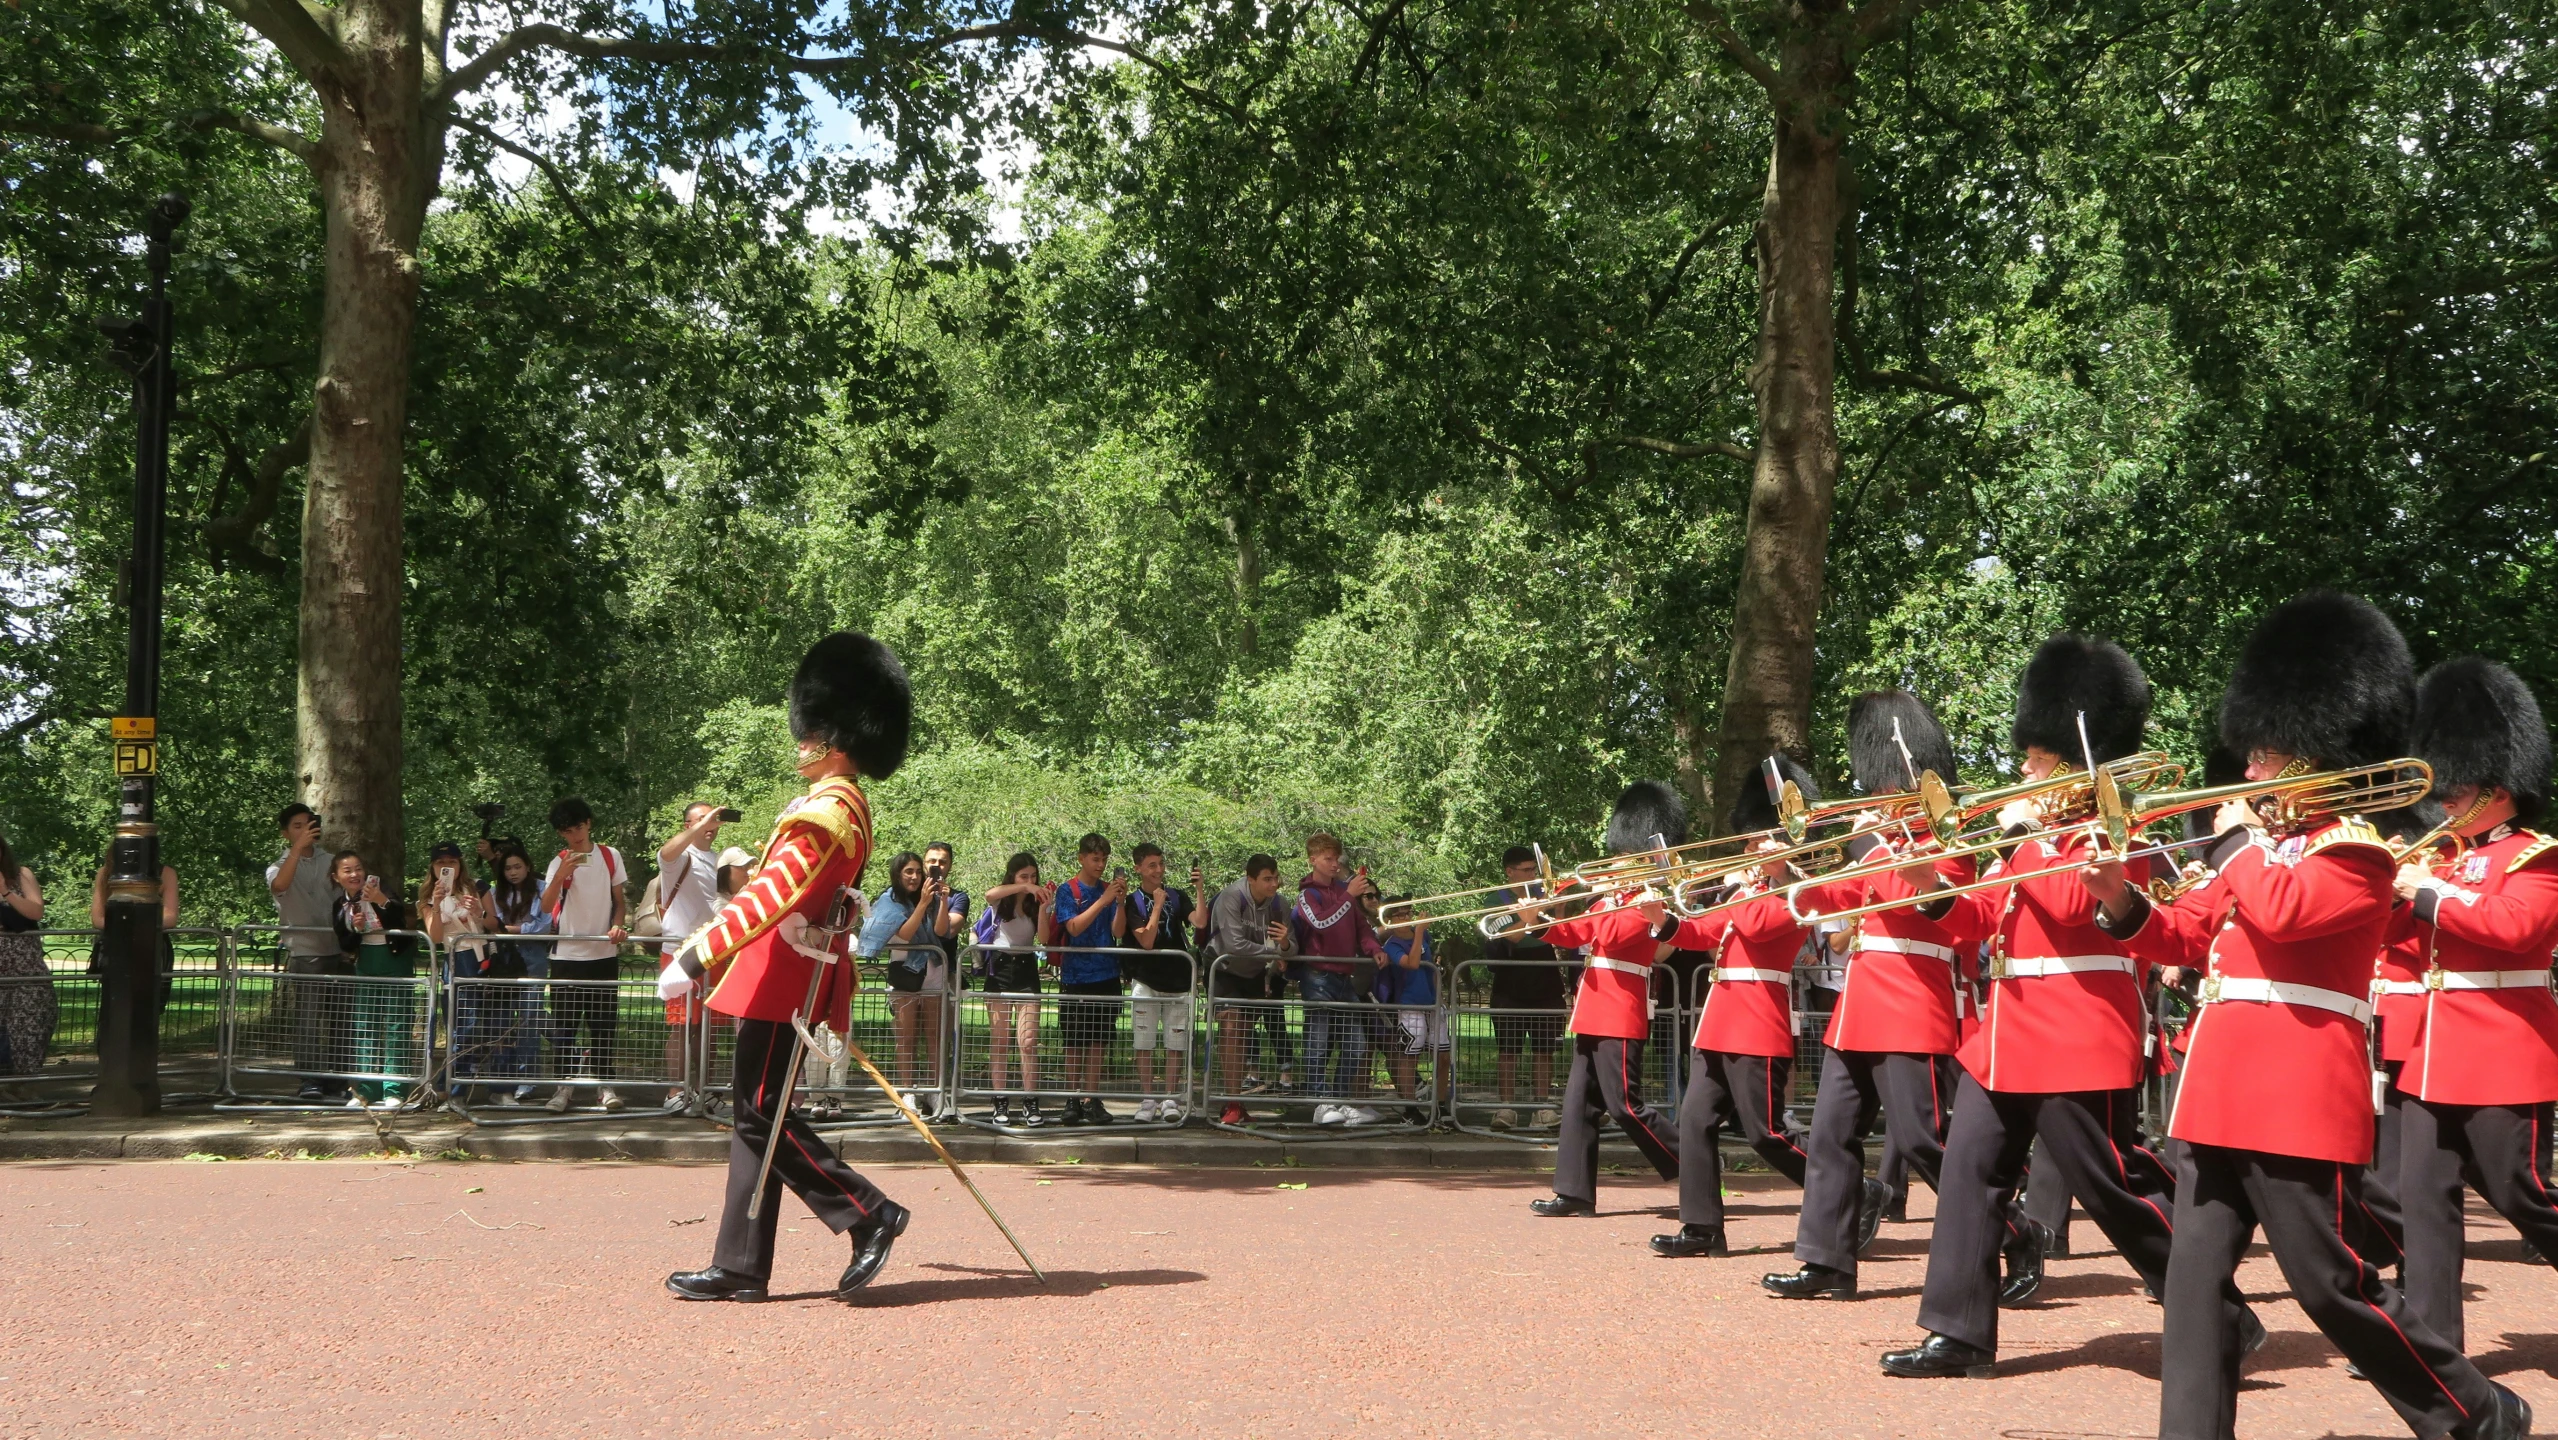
[
  {"xmin": 297, "ymin": 0, "xmax": 434, "ymax": 877},
  {"xmin": 1709, "ymin": 37, "xmax": 1849, "ymax": 827},
  {"xmin": 1225, "ymin": 512, "xmax": 1262, "ymax": 659}
]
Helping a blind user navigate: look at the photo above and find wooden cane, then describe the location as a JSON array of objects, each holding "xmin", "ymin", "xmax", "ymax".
[{"xmin": 830, "ymin": 1027, "xmax": 1048, "ymax": 1286}]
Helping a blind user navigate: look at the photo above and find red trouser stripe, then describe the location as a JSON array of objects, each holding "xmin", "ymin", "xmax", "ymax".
[{"xmin": 2335, "ymin": 1165, "xmax": 2463, "ymax": 1418}]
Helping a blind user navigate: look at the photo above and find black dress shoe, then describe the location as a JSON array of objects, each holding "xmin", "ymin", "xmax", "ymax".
[
  {"xmin": 1882, "ymin": 1190, "xmax": 1910, "ymax": 1224},
  {"xmin": 1855, "ymin": 1177, "xmax": 1894, "ymax": 1256},
  {"xmin": 1649, "ymin": 1225, "xmax": 1728, "ymax": 1258},
  {"xmin": 2453, "ymin": 1381, "xmax": 2532, "ymax": 1440},
  {"xmin": 1529, "ymin": 1195, "xmax": 1596, "ymax": 1217},
  {"xmin": 838, "ymin": 1201, "xmax": 912, "ymax": 1297},
  {"xmin": 666, "ymin": 1266, "xmax": 768, "ymax": 1302},
  {"xmin": 1998, "ymin": 1217, "xmax": 2053, "ymax": 1308},
  {"xmin": 1761, "ymin": 1263, "xmax": 1855, "ymax": 1299},
  {"xmin": 1880, "ymin": 1332, "xmax": 1996, "ymax": 1379}
]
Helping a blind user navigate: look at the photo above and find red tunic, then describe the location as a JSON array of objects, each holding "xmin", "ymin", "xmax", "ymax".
[
  {"xmin": 688, "ymin": 776, "xmax": 871, "ymax": 1032},
  {"xmin": 1678, "ymin": 880, "xmax": 1805, "ymax": 1059},
  {"xmin": 1792, "ymin": 824, "xmax": 1977, "ymax": 1056},
  {"xmin": 1939, "ymin": 828, "xmax": 2157, "ymax": 1094},
  {"xmin": 2118, "ymin": 817, "xmax": 2394, "ymax": 1164},
  {"xmin": 2402, "ymin": 829, "xmax": 2558, "ymax": 1106},
  {"xmin": 1541, "ymin": 896, "xmax": 1662, "ymax": 1041},
  {"xmin": 2373, "ymin": 915, "xmax": 2427, "ymax": 1064}
]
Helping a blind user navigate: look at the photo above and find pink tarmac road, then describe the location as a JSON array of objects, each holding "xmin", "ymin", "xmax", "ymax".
[{"xmin": 6, "ymin": 1159, "xmax": 2554, "ymax": 1437}]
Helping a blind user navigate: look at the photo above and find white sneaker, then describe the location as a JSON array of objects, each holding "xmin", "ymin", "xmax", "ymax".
[
  {"xmin": 1157, "ymin": 1100, "xmax": 1185, "ymax": 1124},
  {"xmin": 1490, "ymin": 1108, "xmax": 1518, "ymax": 1131},
  {"xmin": 1532, "ymin": 1108, "xmax": 1558, "ymax": 1128},
  {"xmin": 1313, "ymin": 1103, "xmax": 1346, "ymax": 1126},
  {"xmin": 598, "ymin": 1087, "xmax": 625, "ymax": 1113},
  {"xmin": 1343, "ymin": 1105, "xmax": 1387, "ymax": 1127},
  {"xmin": 345, "ymin": 1095, "xmax": 367, "ymax": 1110},
  {"xmin": 1136, "ymin": 1098, "xmax": 1161, "ymax": 1122},
  {"xmin": 544, "ymin": 1086, "xmax": 574, "ymax": 1113}
]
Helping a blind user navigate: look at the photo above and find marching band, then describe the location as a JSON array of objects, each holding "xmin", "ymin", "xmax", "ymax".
[
  {"xmin": 682, "ymin": 589, "xmax": 2554, "ymax": 1438},
  {"xmin": 1396, "ymin": 588, "xmax": 2549, "ymax": 1440}
]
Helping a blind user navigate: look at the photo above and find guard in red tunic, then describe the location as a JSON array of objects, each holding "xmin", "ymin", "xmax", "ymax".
[
  {"xmin": 1651, "ymin": 754, "xmax": 1819, "ymax": 1258},
  {"xmin": 2088, "ymin": 592, "xmax": 2528, "ymax": 1440},
  {"xmin": 2355, "ymin": 800, "xmax": 2444, "ymax": 1268},
  {"xmin": 1766, "ymin": 692, "xmax": 1979, "ymax": 1300},
  {"xmin": 2392, "ymin": 656, "xmax": 2558, "ymax": 1351},
  {"xmin": 1527, "ymin": 781, "xmax": 1685, "ymax": 1217},
  {"xmin": 1882, "ymin": 635, "xmax": 2263, "ymax": 1378},
  {"xmin": 663, "ymin": 633, "xmax": 915, "ymax": 1303}
]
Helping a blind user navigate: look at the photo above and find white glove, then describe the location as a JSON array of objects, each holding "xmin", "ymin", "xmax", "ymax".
[{"xmin": 655, "ymin": 955, "xmax": 696, "ymax": 1001}]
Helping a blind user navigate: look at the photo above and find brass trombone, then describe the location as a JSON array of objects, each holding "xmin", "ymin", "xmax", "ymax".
[
  {"xmin": 1374, "ymin": 844, "xmax": 1581, "ymax": 933},
  {"xmin": 1783, "ymin": 758, "xmax": 2434, "ymax": 927}
]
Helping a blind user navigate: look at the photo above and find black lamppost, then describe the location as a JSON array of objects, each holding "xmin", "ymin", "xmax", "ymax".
[{"xmin": 92, "ymin": 191, "xmax": 190, "ymax": 1117}]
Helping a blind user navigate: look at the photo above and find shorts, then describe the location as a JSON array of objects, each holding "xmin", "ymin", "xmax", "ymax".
[
  {"xmin": 1493, "ymin": 1011, "xmax": 1565, "ymax": 1056},
  {"xmin": 1059, "ymin": 979, "xmax": 1123, "ymax": 1048},
  {"xmin": 983, "ymin": 954, "xmax": 1041, "ymax": 994},
  {"xmin": 1129, "ymin": 981, "xmax": 1192, "ymax": 1051},
  {"xmin": 889, "ymin": 989, "xmax": 943, "ymax": 1019},
  {"xmin": 1392, "ymin": 1007, "xmax": 1450, "ymax": 1057},
  {"xmin": 1211, "ymin": 969, "xmax": 1271, "ymax": 1002}
]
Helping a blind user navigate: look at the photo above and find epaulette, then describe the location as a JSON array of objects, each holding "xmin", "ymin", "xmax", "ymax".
[
  {"xmin": 2507, "ymin": 830, "xmax": 2558, "ymax": 874},
  {"xmin": 780, "ymin": 776, "xmax": 871, "ymax": 853},
  {"xmin": 2302, "ymin": 816, "xmax": 2390, "ymax": 857}
]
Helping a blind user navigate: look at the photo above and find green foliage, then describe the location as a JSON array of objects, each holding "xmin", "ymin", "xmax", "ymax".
[{"xmin": 6, "ymin": 0, "xmax": 2555, "ymax": 924}]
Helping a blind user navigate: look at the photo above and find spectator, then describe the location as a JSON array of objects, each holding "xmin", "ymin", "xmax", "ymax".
[
  {"xmin": 1207, "ymin": 853, "xmax": 1297, "ymax": 1125},
  {"xmin": 419, "ymin": 842, "xmax": 495, "ymax": 1100},
  {"xmin": 329, "ymin": 852, "xmax": 417, "ymax": 1108},
  {"xmin": 539, "ymin": 798, "xmax": 629, "ymax": 1113},
  {"xmin": 654, "ymin": 803, "xmax": 731, "ymax": 1108},
  {"xmin": 913, "ymin": 842, "xmax": 968, "ymax": 1099},
  {"xmin": 0, "ymin": 832, "xmax": 54, "ymax": 1081},
  {"xmin": 1483, "ymin": 845, "xmax": 1571, "ymax": 1130},
  {"xmin": 976, "ymin": 852, "xmax": 1050, "ymax": 1126},
  {"xmin": 483, "ymin": 844, "xmax": 547, "ymax": 1101},
  {"xmin": 87, "ymin": 847, "xmax": 180, "ymax": 1012},
  {"xmin": 855, "ymin": 850, "xmax": 952, "ymax": 1104},
  {"xmin": 715, "ymin": 846, "xmax": 756, "ymax": 899},
  {"xmin": 1292, "ymin": 832, "xmax": 1381, "ymax": 1125},
  {"xmin": 1373, "ymin": 895, "xmax": 1446, "ymax": 1126},
  {"xmin": 1121, "ymin": 844, "xmax": 1206, "ymax": 1123},
  {"xmin": 266, "ymin": 803, "xmax": 348, "ymax": 1102},
  {"xmin": 1043, "ymin": 832, "xmax": 1126, "ymax": 1125}
]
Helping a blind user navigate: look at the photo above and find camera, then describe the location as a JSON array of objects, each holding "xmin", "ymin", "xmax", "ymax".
[
  {"xmin": 717, "ymin": 807, "xmax": 744, "ymax": 823},
  {"xmin": 471, "ymin": 802, "xmax": 505, "ymax": 822}
]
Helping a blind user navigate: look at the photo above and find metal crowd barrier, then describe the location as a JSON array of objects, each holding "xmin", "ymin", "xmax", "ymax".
[
  {"xmin": 1445, "ymin": 957, "xmax": 1575, "ymax": 1142},
  {"xmin": 444, "ymin": 932, "xmax": 690, "ymax": 1123},
  {"xmin": 697, "ymin": 944, "xmax": 961, "ymax": 1128},
  {"xmin": 223, "ymin": 924, "xmax": 438, "ymax": 1110},
  {"xmin": 953, "ymin": 945, "xmax": 1198, "ymax": 1131},
  {"xmin": 1201, "ymin": 954, "xmax": 1435, "ymax": 1140},
  {"xmin": 0, "ymin": 928, "xmax": 223, "ymax": 1111}
]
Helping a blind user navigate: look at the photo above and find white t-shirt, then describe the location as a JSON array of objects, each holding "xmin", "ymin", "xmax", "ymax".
[
  {"xmin": 657, "ymin": 845, "xmax": 720, "ymax": 946},
  {"xmin": 542, "ymin": 846, "xmax": 627, "ymax": 961}
]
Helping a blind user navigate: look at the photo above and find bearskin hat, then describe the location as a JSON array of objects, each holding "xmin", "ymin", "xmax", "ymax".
[
  {"xmin": 2411, "ymin": 656, "xmax": 2551, "ymax": 825},
  {"xmin": 1604, "ymin": 779, "xmax": 1689, "ymax": 857},
  {"xmin": 2217, "ymin": 590, "xmax": 2415, "ymax": 770},
  {"xmin": 788, "ymin": 631, "xmax": 912, "ymax": 781},
  {"xmin": 1728, "ymin": 753, "xmax": 1821, "ymax": 836},
  {"xmin": 1849, "ymin": 691, "xmax": 1960, "ymax": 795},
  {"xmin": 2012, "ymin": 633, "xmax": 2152, "ymax": 766}
]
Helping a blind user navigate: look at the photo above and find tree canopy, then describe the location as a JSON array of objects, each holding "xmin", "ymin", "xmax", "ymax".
[{"xmin": 3, "ymin": 0, "xmax": 2551, "ymax": 926}]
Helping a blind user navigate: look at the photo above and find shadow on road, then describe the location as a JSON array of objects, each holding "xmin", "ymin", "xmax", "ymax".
[
  {"xmin": 2477, "ymin": 1332, "xmax": 2558, "ymax": 1379},
  {"xmin": 784, "ymin": 1264, "xmax": 1209, "ymax": 1306}
]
